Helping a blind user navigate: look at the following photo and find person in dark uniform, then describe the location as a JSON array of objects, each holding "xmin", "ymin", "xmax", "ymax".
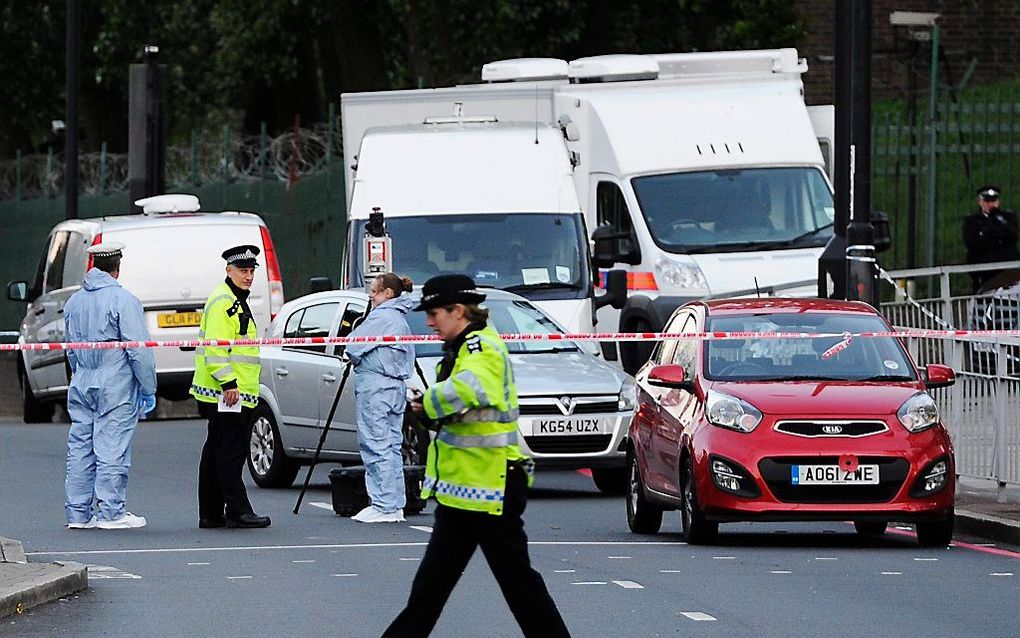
[
  {"xmin": 190, "ymin": 245, "xmax": 271, "ymax": 529},
  {"xmin": 962, "ymin": 185, "xmax": 1020, "ymax": 292}
]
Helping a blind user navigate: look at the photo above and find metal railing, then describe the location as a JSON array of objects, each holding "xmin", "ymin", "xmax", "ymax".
[{"xmin": 882, "ymin": 261, "xmax": 1020, "ymax": 497}]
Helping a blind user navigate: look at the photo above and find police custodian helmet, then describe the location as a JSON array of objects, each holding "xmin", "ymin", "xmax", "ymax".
[{"xmin": 222, "ymin": 244, "xmax": 260, "ymax": 268}]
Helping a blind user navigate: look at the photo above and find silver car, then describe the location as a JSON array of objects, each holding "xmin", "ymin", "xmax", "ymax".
[{"xmin": 248, "ymin": 288, "xmax": 636, "ymax": 494}]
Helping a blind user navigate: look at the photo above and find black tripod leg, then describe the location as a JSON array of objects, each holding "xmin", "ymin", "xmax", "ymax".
[{"xmin": 293, "ymin": 359, "xmax": 354, "ymax": 515}]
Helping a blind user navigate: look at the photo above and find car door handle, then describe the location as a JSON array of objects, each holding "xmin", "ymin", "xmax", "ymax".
[
  {"xmin": 33, "ymin": 307, "xmax": 45, "ymax": 316},
  {"xmin": 322, "ymin": 373, "xmax": 337, "ymax": 383},
  {"xmin": 274, "ymin": 367, "xmax": 289, "ymax": 377}
]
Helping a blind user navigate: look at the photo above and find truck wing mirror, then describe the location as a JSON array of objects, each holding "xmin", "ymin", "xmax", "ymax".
[
  {"xmin": 7, "ymin": 281, "xmax": 27, "ymax": 302},
  {"xmin": 594, "ymin": 269, "xmax": 627, "ymax": 311},
  {"xmin": 592, "ymin": 224, "xmax": 641, "ymax": 268},
  {"xmin": 309, "ymin": 276, "xmax": 333, "ymax": 293}
]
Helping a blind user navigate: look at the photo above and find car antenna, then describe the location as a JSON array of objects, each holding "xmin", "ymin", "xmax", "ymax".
[{"xmin": 754, "ymin": 277, "xmax": 762, "ymax": 298}]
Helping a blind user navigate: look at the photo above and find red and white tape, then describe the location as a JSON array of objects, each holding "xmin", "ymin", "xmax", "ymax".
[{"xmin": 3, "ymin": 329, "xmax": 1020, "ymax": 352}]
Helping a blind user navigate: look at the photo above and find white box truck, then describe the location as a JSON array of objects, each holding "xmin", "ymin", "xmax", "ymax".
[{"xmin": 340, "ymin": 49, "xmax": 834, "ymax": 372}]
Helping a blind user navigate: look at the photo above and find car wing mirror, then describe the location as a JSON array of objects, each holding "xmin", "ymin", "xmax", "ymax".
[
  {"xmin": 647, "ymin": 364, "xmax": 694, "ymax": 392},
  {"xmin": 309, "ymin": 276, "xmax": 332, "ymax": 293},
  {"xmin": 923, "ymin": 363, "xmax": 956, "ymax": 389},
  {"xmin": 7, "ymin": 281, "xmax": 27, "ymax": 302}
]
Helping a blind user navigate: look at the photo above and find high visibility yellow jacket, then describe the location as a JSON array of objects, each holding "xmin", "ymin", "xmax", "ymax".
[
  {"xmin": 421, "ymin": 325, "xmax": 531, "ymax": 515},
  {"xmin": 190, "ymin": 281, "xmax": 260, "ymax": 408}
]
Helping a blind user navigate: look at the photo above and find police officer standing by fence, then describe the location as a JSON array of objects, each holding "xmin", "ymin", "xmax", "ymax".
[
  {"xmin": 190, "ymin": 245, "xmax": 270, "ymax": 529},
  {"xmin": 963, "ymin": 185, "xmax": 1020, "ymax": 292},
  {"xmin": 382, "ymin": 274, "xmax": 570, "ymax": 638}
]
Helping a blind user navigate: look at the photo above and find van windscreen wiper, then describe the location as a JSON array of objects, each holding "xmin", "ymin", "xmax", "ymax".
[{"xmin": 777, "ymin": 223, "xmax": 834, "ymax": 246}]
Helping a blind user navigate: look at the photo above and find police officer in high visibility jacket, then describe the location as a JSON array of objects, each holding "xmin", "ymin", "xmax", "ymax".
[
  {"xmin": 383, "ymin": 274, "xmax": 570, "ymax": 638},
  {"xmin": 190, "ymin": 245, "xmax": 270, "ymax": 529}
]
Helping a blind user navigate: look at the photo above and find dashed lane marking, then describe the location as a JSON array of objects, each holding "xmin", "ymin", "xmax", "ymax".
[
  {"xmin": 399, "ymin": 557, "xmax": 420, "ymax": 561},
  {"xmin": 187, "ymin": 562, "xmax": 210, "ymax": 566},
  {"xmin": 990, "ymin": 572, "xmax": 1014, "ymax": 577},
  {"xmin": 607, "ymin": 556, "xmax": 631, "ymax": 559},
  {"xmin": 881, "ymin": 572, "xmax": 903, "ymax": 575},
  {"xmin": 572, "ymin": 581, "xmax": 606, "ymax": 586},
  {"xmin": 914, "ymin": 557, "xmax": 939, "ymax": 562},
  {"xmin": 814, "ymin": 557, "xmax": 838, "ymax": 561},
  {"xmin": 226, "ymin": 576, "xmax": 252, "ymax": 580},
  {"xmin": 712, "ymin": 556, "xmax": 735, "ymax": 560},
  {"xmin": 27, "ymin": 540, "xmax": 685, "ymax": 557},
  {"xmin": 333, "ymin": 573, "xmax": 359, "ymax": 577},
  {"xmin": 309, "ymin": 502, "xmax": 334, "ymax": 512},
  {"xmin": 292, "ymin": 560, "xmax": 316, "ymax": 563},
  {"xmin": 660, "ymin": 570, "xmax": 683, "ymax": 573},
  {"xmin": 770, "ymin": 570, "xmax": 792, "ymax": 574},
  {"xmin": 554, "ymin": 570, "xmax": 576, "ymax": 573},
  {"xmin": 613, "ymin": 580, "xmax": 644, "ymax": 589},
  {"xmin": 680, "ymin": 612, "xmax": 716, "ymax": 621},
  {"xmin": 409, "ymin": 526, "xmax": 433, "ymax": 533}
]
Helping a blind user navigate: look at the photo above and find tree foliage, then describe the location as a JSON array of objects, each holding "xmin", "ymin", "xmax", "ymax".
[{"xmin": 0, "ymin": 0, "xmax": 805, "ymax": 156}]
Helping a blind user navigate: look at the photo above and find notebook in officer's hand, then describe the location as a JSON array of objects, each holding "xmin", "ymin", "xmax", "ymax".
[{"xmin": 218, "ymin": 394, "xmax": 242, "ymax": 413}]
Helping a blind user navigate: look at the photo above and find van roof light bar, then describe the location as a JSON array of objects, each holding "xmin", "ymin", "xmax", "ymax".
[
  {"xmin": 568, "ymin": 55, "xmax": 659, "ymax": 83},
  {"xmin": 423, "ymin": 115, "xmax": 498, "ymax": 125},
  {"xmin": 134, "ymin": 193, "xmax": 201, "ymax": 214},
  {"xmin": 481, "ymin": 58, "xmax": 568, "ymax": 82},
  {"xmin": 650, "ymin": 48, "xmax": 806, "ymax": 79}
]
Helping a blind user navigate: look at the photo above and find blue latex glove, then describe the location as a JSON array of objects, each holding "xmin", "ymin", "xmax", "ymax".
[{"xmin": 139, "ymin": 394, "xmax": 156, "ymax": 415}]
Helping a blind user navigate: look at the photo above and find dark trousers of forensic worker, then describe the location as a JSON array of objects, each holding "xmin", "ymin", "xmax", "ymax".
[
  {"xmin": 197, "ymin": 401, "xmax": 254, "ymax": 520},
  {"xmin": 382, "ymin": 465, "xmax": 571, "ymax": 638}
]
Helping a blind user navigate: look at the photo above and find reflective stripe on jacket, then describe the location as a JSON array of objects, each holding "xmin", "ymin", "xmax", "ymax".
[
  {"xmin": 189, "ymin": 281, "xmax": 260, "ymax": 407},
  {"xmin": 421, "ymin": 325, "xmax": 530, "ymax": 515}
]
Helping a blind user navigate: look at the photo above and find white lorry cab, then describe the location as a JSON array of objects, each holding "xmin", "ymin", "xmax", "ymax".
[
  {"xmin": 341, "ymin": 49, "xmax": 833, "ymax": 372},
  {"xmin": 7, "ymin": 194, "xmax": 285, "ymax": 421}
]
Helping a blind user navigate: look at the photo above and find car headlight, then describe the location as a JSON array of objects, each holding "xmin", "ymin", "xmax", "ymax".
[
  {"xmin": 897, "ymin": 392, "xmax": 940, "ymax": 432},
  {"xmin": 618, "ymin": 378, "xmax": 638, "ymax": 412},
  {"xmin": 653, "ymin": 255, "xmax": 709, "ymax": 291},
  {"xmin": 706, "ymin": 389, "xmax": 762, "ymax": 433}
]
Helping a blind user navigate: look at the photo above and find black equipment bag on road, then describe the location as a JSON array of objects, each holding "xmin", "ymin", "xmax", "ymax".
[{"xmin": 329, "ymin": 465, "xmax": 426, "ymax": 517}]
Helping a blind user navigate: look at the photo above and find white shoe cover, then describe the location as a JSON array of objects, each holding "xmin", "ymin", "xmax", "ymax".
[
  {"xmin": 67, "ymin": 516, "xmax": 97, "ymax": 530},
  {"xmin": 352, "ymin": 506, "xmax": 405, "ymax": 523},
  {"xmin": 97, "ymin": 512, "xmax": 147, "ymax": 529}
]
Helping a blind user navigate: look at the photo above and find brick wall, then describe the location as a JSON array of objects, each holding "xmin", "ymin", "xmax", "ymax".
[{"xmin": 794, "ymin": 0, "xmax": 1020, "ymax": 105}]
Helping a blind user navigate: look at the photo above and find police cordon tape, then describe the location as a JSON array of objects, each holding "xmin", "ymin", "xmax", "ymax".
[{"xmin": 3, "ymin": 329, "xmax": 1020, "ymax": 352}]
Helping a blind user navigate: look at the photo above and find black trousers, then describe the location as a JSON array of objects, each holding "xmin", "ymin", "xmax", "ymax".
[
  {"xmin": 197, "ymin": 401, "xmax": 254, "ymax": 520},
  {"xmin": 382, "ymin": 466, "xmax": 571, "ymax": 638}
]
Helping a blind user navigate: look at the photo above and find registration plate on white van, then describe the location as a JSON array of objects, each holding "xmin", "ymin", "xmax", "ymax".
[
  {"xmin": 157, "ymin": 311, "xmax": 202, "ymax": 328},
  {"xmin": 791, "ymin": 464, "xmax": 879, "ymax": 485},
  {"xmin": 522, "ymin": 417, "xmax": 608, "ymax": 436}
]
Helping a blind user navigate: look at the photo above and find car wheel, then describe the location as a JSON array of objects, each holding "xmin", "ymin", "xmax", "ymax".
[
  {"xmin": 626, "ymin": 452, "xmax": 663, "ymax": 534},
  {"xmin": 620, "ymin": 319, "xmax": 656, "ymax": 376},
  {"xmin": 853, "ymin": 521, "xmax": 888, "ymax": 536},
  {"xmin": 592, "ymin": 467, "xmax": 629, "ymax": 495},
  {"xmin": 916, "ymin": 510, "xmax": 954, "ymax": 548},
  {"xmin": 680, "ymin": 457, "xmax": 718, "ymax": 544},
  {"xmin": 247, "ymin": 405, "xmax": 299, "ymax": 488},
  {"xmin": 22, "ymin": 374, "xmax": 54, "ymax": 424}
]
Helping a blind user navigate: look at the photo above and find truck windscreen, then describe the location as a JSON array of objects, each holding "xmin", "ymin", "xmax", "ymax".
[
  {"xmin": 351, "ymin": 213, "xmax": 590, "ymax": 299},
  {"xmin": 632, "ymin": 167, "xmax": 834, "ymax": 254}
]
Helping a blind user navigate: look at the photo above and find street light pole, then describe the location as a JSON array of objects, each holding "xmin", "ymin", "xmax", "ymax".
[{"xmin": 65, "ymin": 0, "xmax": 80, "ymax": 220}]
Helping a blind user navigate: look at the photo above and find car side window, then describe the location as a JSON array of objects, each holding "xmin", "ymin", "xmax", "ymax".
[
  {"xmin": 670, "ymin": 315, "xmax": 699, "ymax": 375},
  {"xmin": 333, "ymin": 303, "xmax": 367, "ymax": 357},
  {"xmin": 29, "ymin": 244, "xmax": 47, "ymax": 300},
  {"xmin": 62, "ymin": 232, "xmax": 89, "ymax": 288},
  {"xmin": 656, "ymin": 311, "xmax": 689, "ymax": 365},
  {"xmin": 290, "ymin": 302, "xmax": 340, "ymax": 354},
  {"xmin": 596, "ymin": 181, "xmax": 636, "ymax": 257},
  {"xmin": 43, "ymin": 231, "xmax": 70, "ymax": 294}
]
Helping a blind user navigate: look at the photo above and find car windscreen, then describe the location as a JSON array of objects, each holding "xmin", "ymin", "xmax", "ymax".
[
  {"xmin": 350, "ymin": 213, "xmax": 589, "ymax": 297},
  {"xmin": 631, "ymin": 167, "xmax": 834, "ymax": 254},
  {"xmin": 406, "ymin": 297, "xmax": 578, "ymax": 358},
  {"xmin": 704, "ymin": 312, "xmax": 916, "ymax": 382}
]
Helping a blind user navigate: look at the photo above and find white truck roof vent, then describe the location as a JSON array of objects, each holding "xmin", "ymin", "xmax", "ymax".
[
  {"xmin": 650, "ymin": 49, "xmax": 807, "ymax": 79},
  {"xmin": 134, "ymin": 193, "xmax": 201, "ymax": 214},
  {"xmin": 568, "ymin": 55, "xmax": 659, "ymax": 83},
  {"xmin": 481, "ymin": 58, "xmax": 568, "ymax": 82}
]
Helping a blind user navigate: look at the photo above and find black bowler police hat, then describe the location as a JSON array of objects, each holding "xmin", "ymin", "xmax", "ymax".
[
  {"xmin": 222, "ymin": 244, "xmax": 261, "ymax": 268},
  {"xmin": 977, "ymin": 185, "xmax": 1001, "ymax": 201},
  {"xmin": 414, "ymin": 274, "xmax": 486, "ymax": 311}
]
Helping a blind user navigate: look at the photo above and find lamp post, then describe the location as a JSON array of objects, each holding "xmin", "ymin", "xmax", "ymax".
[{"xmin": 65, "ymin": 0, "xmax": 80, "ymax": 220}]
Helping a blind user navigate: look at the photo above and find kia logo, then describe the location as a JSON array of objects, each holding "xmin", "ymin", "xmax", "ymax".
[{"xmin": 822, "ymin": 425, "xmax": 843, "ymax": 435}]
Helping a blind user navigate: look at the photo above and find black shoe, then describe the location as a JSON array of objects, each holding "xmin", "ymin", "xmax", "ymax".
[
  {"xmin": 226, "ymin": 513, "xmax": 272, "ymax": 529},
  {"xmin": 199, "ymin": 518, "xmax": 226, "ymax": 529}
]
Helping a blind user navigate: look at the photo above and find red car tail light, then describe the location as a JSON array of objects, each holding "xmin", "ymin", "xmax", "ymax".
[{"xmin": 260, "ymin": 226, "xmax": 284, "ymax": 319}]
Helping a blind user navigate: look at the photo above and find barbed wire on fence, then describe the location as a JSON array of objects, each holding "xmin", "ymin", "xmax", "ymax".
[{"xmin": 0, "ymin": 122, "xmax": 343, "ymax": 201}]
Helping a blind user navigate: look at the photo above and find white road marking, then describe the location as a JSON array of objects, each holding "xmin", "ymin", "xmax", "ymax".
[
  {"xmin": 990, "ymin": 572, "xmax": 1014, "ymax": 577},
  {"xmin": 913, "ymin": 557, "xmax": 939, "ymax": 562},
  {"xmin": 613, "ymin": 580, "xmax": 644, "ymax": 589},
  {"xmin": 399, "ymin": 557, "xmax": 420, "ymax": 561},
  {"xmin": 554, "ymin": 569, "xmax": 576, "ymax": 573},
  {"xmin": 187, "ymin": 562, "xmax": 210, "ymax": 566},
  {"xmin": 28, "ymin": 540, "xmax": 686, "ymax": 557},
  {"xmin": 333, "ymin": 573, "xmax": 359, "ymax": 577},
  {"xmin": 660, "ymin": 570, "xmax": 683, "ymax": 573},
  {"xmin": 572, "ymin": 581, "xmax": 606, "ymax": 586},
  {"xmin": 712, "ymin": 556, "xmax": 735, "ymax": 560},
  {"xmin": 770, "ymin": 570, "xmax": 792, "ymax": 574},
  {"xmin": 881, "ymin": 572, "xmax": 903, "ymax": 575},
  {"xmin": 308, "ymin": 502, "xmax": 334, "ymax": 512},
  {"xmin": 85, "ymin": 564, "xmax": 140, "ymax": 579},
  {"xmin": 680, "ymin": 612, "xmax": 716, "ymax": 621},
  {"xmin": 814, "ymin": 557, "xmax": 838, "ymax": 561},
  {"xmin": 226, "ymin": 576, "xmax": 252, "ymax": 580},
  {"xmin": 607, "ymin": 556, "xmax": 631, "ymax": 559},
  {"xmin": 409, "ymin": 525, "xmax": 433, "ymax": 533},
  {"xmin": 292, "ymin": 560, "xmax": 316, "ymax": 564}
]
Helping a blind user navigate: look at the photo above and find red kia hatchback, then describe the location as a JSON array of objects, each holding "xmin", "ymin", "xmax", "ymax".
[{"xmin": 627, "ymin": 298, "xmax": 956, "ymax": 547}]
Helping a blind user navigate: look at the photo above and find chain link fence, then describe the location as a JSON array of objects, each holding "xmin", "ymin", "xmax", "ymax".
[{"xmin": 0, "ymin": 120, "xmax": 342, "ymax": 201}]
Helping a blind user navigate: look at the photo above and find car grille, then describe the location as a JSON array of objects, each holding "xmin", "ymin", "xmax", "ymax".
[
  {"xmin": 774, "ymin": 420, "xmax": 888, "ymax": 438},
  {"xmin": 524, "ymin": 434, "xmax": 612, "ymax": 454},
  {"xmin": 758, "ymin": 456, "xmax": 909, "ymax": 503},
  {"xmin": 518, "ymin": 396, "xmax": 619, "ymax": 416}
]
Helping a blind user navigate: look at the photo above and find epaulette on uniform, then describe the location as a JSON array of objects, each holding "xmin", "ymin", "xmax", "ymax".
[{"xmin": 465, "ymin": 335, "xmax": 483, "ymax": 354}]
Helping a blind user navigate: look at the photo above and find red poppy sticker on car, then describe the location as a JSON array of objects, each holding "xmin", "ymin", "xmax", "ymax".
[{"xmin": 839, "ymin": 453, "xmax": 859, "ymax": 473}]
